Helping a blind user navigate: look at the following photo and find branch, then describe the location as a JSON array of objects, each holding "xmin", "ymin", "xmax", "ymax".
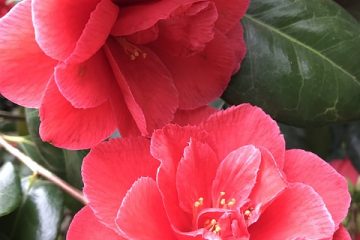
[{"xmin": 0, "ymin": 135, "xmax": 88, "ymax": 205}]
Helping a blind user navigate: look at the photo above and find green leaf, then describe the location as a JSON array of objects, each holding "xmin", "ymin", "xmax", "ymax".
[
  {"xmin": 0, "ymin": 162, "xmax": 21, "ymax": 217},
  {"xmin": 223, "ymin": 0, "xmax": 360, "ymax": 126},
  {"xmin": 24, "ymin": 109, "xmax": 65, "ymax": 175},
  {"xmin": 63, "ymin": 150, "xmax": 86, "ymax": 212},
  {"xmin": 0, "ymin": 177, "xmax": 64, "ymax": 240}
]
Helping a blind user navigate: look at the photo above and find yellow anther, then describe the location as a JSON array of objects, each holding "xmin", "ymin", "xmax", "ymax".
[
  {"xmin": 210, "ymin": 219, "xmax": 217, "ymax": 225},
  {"xmin": 220, "ymin": 191, "xmax": 226, "ymax": 196},
  {"xmin": 198, "ymin": 197, "xmax": 204, "ymax": 204},
  {"xmin": 117, "ymin": 38, "xmax": 146, "ymax": 61},
  {"xmin": 220, "ymin": 198, "xmax": 226, "ymax": 206},
  {"xmin": 227, "ymin": 198, "xmax": 236, "ymax": 207},
  {"xmin": 213, "ymin": 225, "xmax": 221, "ymax": 233},
  {"xmin": 194, "ymin": 201, "xmax": 201, "ymax": 208}
]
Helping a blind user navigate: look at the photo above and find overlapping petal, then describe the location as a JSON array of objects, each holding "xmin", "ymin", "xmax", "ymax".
[
  {"xmin": 32, "ymin": 0, "xmax": 100, "ymax": 60},
  {"xmin": 82, "ymin": 137, "xmax": 158, "ymax": 231},
  {"xmin": 284, "ymin": 150, "xmax": 351, "ymax": 227},
  {"xmin": 201, "ymin": 104, "xmax": 286, "ymax": 167},
  {"xmin": 55, "ymin": 50, "xmax": 114, "ymax": 108},
  {"xmin": 39, "ymin": 79, "xmax": 116, "ymax": 150},
  {"xmin": 0, "ymin": 0, "xmax": 56, "ymax": 108},
  {"xmin": 67, "ymin": 206, "xmax": 124, "ymax": 240},
  {"xmin": 104, "ymin": 39, "xmax": 178, "ymax": 135},
  {"xmin": 249, "ymin": 183, "xmax": 335, "ymax": 239},
  {"xmin": 116, "ymin": 177, "xmax": 176, "ymax": 239}
]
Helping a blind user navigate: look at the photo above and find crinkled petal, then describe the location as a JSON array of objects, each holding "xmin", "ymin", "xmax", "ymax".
[
  {"xmin": 39, "ymin": 78, "xmax": 116, "ymax": 150},
  {"xmin": 201, "ymin": 104, "xmax": 286, "ymax": 168},
  {"xmin": 176, "ymin": 139, "xmax": 219, "ymax": 213},
  {"xmin": 111, "ymin": 0, "xmax": 198, "ymax": 36},
  {"xmin": 104, "ymin": 39, "xmax": 178, "ymax": 135},
  {"xmin": 153, "ymin": 31, "xmax": 237, "ymax": 109},
  {"xmin": 67, "ymin": 206, "xmax": 124, "ymax": 240},
  {"xmin": 156, "ymin": 1, "xmax": 217, "ymax": 57},
  {"xmin": 212, "ymin": 145, "xmax": 261, "ymax": 208},
  {"xmin": 32, "ymin": 0, "xmax": 100, "ymax": 60},
  {"xmin": 83, "ymin": 137, "xmax": 158, "ymax": 232},
  {"xmin": 55, "ymin": 50, "xmax": 114, "ymax": 108},
  {"xmin": 284, "ymin": 150, "xmax": 351, "ymax": 227},
  {"xmin": 116, "ymin": 177, "xmax": 176, "ymax": 239},
  {"xmin": 151, "ymin": 124, "xmax": 210, "ymax": 230},
  {"xmin": 0, "ymin": 0, "xmax": 56, "ymax": 108},
  {"xmin": 333, "ymin": 225, "xmax": 351, "ymax": 240},
  {"xmin": 66, "ymin": 0, "xmax": 119, "ymax": 63},
  {"xmin": 173, "ymin": 106, "xmax": 217, "ymax": 127},
  {"xmin": 248, "ymin": 183, "xmax": 335, "ymax": 239},
  {"xmin": 245, "ymin": 148, "xmax": 287, "ymax": 225},
  {"xmin": 213, "ymin": 0, "xmax": 249, "ymax": 33}
]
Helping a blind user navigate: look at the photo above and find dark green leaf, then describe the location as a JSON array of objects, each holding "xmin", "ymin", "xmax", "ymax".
[
  {"xmin": 0, "ymin": 178, "xmax": 64, "ymax": 240},
  {"xmin": 63, "ymin": 150, "xmax": 86, "ymax": 212},
  {"xmin": 223, "ymin": 0, "xmax": 360, "ymax": 126},
  {"xmin": 24, "ymin": 109, "xmax": 65, "ymax": 175},
  {"xmin": 0, "ymin": 162, "xmax": 21, "ymax": 217}
]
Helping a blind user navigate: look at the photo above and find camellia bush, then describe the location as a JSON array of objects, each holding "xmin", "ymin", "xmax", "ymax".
[{"xmin": 0, "ymin": 0, "xmax": 359, "ymax": 239}]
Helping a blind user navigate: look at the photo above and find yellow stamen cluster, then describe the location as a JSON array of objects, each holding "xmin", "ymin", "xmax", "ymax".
[
  {"xmin": 204, "ymin": 219, "xmax": 221, "ymax": 234},
  {"xmin": 117, "ymin": 38, "xmax": 147, "ymax": 60},
  {"xmin": 217, "ymin": 192, "xmax": 236, "ymax": 209}
]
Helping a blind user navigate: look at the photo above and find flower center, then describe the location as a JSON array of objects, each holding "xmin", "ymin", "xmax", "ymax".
[
  {"xmin": 117, "ymin": 38, "xmax": 147, "ymax": 61},
  {"xmin": 204, "ymin": 219, "xmax": 221, "ymax": 234}
]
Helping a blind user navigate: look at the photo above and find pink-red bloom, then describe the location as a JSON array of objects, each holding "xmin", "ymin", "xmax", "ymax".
[
  {"xmin": 67, "ymin": 104, "xmax": 351, "ymax": 239},
  {"xmin": 0, "ymin": 0, "xmax": 248, "ymax": 150},
  {"xmin": 331, "ymin": 158, "xmax": 359, "ymax": 185}
]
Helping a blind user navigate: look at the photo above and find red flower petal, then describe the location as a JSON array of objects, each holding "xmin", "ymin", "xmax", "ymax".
[
  {"xmin": 116, "ymin": 177, "xmax": 176, "ymax": 239},
  {"xmin": 104, "ymin": 39, "xmax": 178, "ymax": 135},
  {"xmin": 156, "ymin": 1, "xmax": 217, "ymax": 57},
  {"xmin": 65, "ymin": 0, "xmax": 119, "ymax": 63},
  {"xmin": 330, "ymin": 158, "xmax": 359, "ymax": 185},
  {"xmin": 151, "ymin": 124, "xmax": 209, "ymax": 230},
  {"xmin": 173, "ymin": 106, "xmax": 217, "ymax": 127},
  {"xmin": 153, "ymin": 31, "xmax": 237, "ymax": 109},
  {"xmin": 83, "ymin": 137, "xmax": 158, "ymax": 232},
  {"xmin": 109, "ymin": 89, "xmax": 141, "ymax": 137},
  {"xmin": 284, "ymin": 150, "xmax": 351, "ymax": 227},
  {"xmin": 32, "ymin": 0, "xmax": 101, "ymax": 60},
  {"xmin": 176, "ymin": 139, "xmax": 219, "ymax": 213},
  {"xmin": 249, "ymin": 183, "xmax": 335, "ymax": 239},
  {"xmin": 39, "ymin": 78, "xmax": 116, "ymax": 150},
  {"xmin": 213, "ymin": 0, "xmax": 250, "ymax": 33},
  {"xmin": 212, "ymin": 145, "xmax": 261, "ymax": 209},
  {"xmin": 201, "ymin": 104, "xmax": 286, "ymax": 168},
  {"xmin": 67, "ymin": 206, "xmax": 124, "ymax": 240},
  {"xmin": 111, "ymin": 0, "xmax": 198, "ymax": 36},
  {"xmin": 55, "ymin": 50, "xmax": 114, "ymax": 108},
  {"xmin": 226, "ymin": 24, "xmax": 247, "ymax": 73},
  {"xmin": 0, "ymin": 0, "xmax": 56, "ymax": 108},
  {"xmin": 333, "ymin": 225, "xmax": 351, "ymax": 240},
  {"xmin": 246, "ymin": 148, "xmax": 287, "ymax": 224}
]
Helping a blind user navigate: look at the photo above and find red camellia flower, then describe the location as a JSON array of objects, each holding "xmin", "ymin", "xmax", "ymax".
[
  {"xmin": 67, "ymin": 104, "xmax": 351, "ymax": 239},
  {"xmin": 0, "ymin": 0, "xmax": 248, "ymax": 150}
]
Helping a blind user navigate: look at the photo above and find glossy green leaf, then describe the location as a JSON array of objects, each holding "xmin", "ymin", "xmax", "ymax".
[
  {"xmin": 223, "ymin": 0, "xmax": 360, "ymax": 126},
  {"xmin": 0, "ymin": 178, "xmax": 64, "ymax": 240},
  {"xmin": 0, "ymin": 162, "xmax": 21, "ymax": 217},
  {"xmin": 63, "ymin": 150, "xmax": 86, "ymax": 212},
  {"xmin": 25, "ymin": 109, "xmax": 65, "ymax": 175}
]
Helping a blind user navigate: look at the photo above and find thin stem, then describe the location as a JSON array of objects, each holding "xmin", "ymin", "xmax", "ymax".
[
  {"xmin": 0, "ymin": 110, "xmax": 25, "ymax": 121},
  {"xmin": 0, "ymin": 135, "xmax": 88, "ymax": 205}
]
